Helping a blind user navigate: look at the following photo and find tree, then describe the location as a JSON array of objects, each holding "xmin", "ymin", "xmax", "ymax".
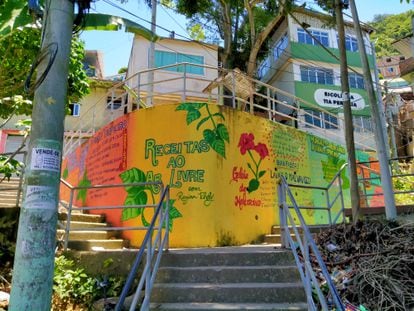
[
  {"xmin": 168, "ymin": 0, "xmax": 293, "ymax": 77},
  {"xmin": 368, "ymin": 10, "xmax": 414, "ymax": 57}
]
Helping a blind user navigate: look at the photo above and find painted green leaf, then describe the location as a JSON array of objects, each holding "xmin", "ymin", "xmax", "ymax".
[
  {"xmin": 210, "ymin": 138, "xmax": 226, "ymax": 158},
  {"xmin": 76, "ymin": 171, "xmax": 91, "ymax": 205},
  {"xmin": 211, "ymin": 112, "xmax": 225, "ymax": 120},
  {"xmin": 203, "ymin": 129, "xmax": 226, "ymax": 158},
  {"xmin": 120, "ymin": 167, "xmax": 147, "ymax": 193},
  {"xmin": 258, "ymin": 170, "xmax": 266, "ymax": 178},
  {"xmin": 203, "ymin": 128, "xmax": 215, "ymax": 143},
  {"xmin": 62, "ymin": 167, "xmax": 69, "ymax": 179},
  {"xmin": 176, "ymin": 102, "xmax": 206, "ymax": 111},
  {"xmin": 196, "ymin": 115, "xmax": 211, "ymax": 130},
  {"xmin": 247, "ymin": 178, "xmax": 260, "ymax": 193},
  {"xmin": 122, "ymin": 207, "xmax": 141, "ymax": 221},
  {"xmin": 162, "ymin": 199, "xmax": 183, "ymax": 232},
  {"xmin": 216, "ymin": 124, "xmax": 229, "ymax": 142},
  {"xmin": 186, "ymin": 109, "xmax": 201, "ymax": 125}
]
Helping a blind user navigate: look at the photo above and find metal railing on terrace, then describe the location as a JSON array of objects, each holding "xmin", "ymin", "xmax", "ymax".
[
  {"xmin": 63, "ymin": 63, "xmax": 375, "ymax": 156},
  {"xmin": 357, "ymin": 156, "xmax": 414, "ymax": 208}
]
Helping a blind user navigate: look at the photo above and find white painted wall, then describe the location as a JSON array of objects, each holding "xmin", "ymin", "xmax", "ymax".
[{"xmin": 126, "ymin": 36, "xmax": 219, "ymax": 102}]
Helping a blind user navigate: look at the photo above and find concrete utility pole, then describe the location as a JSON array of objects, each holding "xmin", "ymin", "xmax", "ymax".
[
  {"xmin": 146, "ymin": 0, "xmax": 157, "ymax": 106},
  {"xmin": 9, "ymin": 0, "xmax": 74, "ymax": 309},
  {"xmin": 349, "ymin": 0, "xmax": 397, "ymax": 220},
  {"xmin": 384, "ymin": 82, "xmax": 399, "ymax": 160},
  {"xmin": 334, "ymin": 0, "xmax": 361, "ymax": 222}
]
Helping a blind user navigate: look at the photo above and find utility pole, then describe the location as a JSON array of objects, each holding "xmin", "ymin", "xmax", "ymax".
[
  {"xmin": 9, "ymin": 0, "xmax": 74, "ymax": 309},
  {"xmin": 349, "ymin": 0, "xmax": 397, "ymax": 220},
  {"xmin": 384, "ymin": 82, "xmax": 399, "ymax": 160},
  {"xmin": 334, "ymin": 0, "xmax": 361, "ymax": 222},
  {"xmin": 146, "ymin": 0, "xmax": 157, "ymax": 106}
]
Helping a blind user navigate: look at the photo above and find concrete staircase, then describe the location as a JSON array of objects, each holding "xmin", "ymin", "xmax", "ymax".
[
  {"xmin": 149, "ymin": 246, "xmax": 307, "ymax": 310},
  {"xmin": 264, "ymin": 225, "xmax": 330, "ymax": 244},
  {"xmin": 57, "ymin": 211, "xmax": 129, "ymax": 251},
  {"xmin": 0, "ymin": 177, "xmax": 22, "ymax": 208}
]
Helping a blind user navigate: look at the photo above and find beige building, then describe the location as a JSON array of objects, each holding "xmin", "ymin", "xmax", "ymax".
[{"xmin": 126, "ymin": 35, "xmax": 219, "ymax": 106}]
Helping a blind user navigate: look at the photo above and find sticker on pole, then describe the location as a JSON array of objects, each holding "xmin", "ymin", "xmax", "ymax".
[
  {"xmin": 31, "ymin": 148, "xmax": 61, "ymax": 172},
  {"xmin": 25, "ymin": 185, "xmax": 56, "ymax": 210}
]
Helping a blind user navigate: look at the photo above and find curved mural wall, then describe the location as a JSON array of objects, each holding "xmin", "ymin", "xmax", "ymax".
[{"xmin": 61, "ymin": 103, "xmax": 378, "ymax": 247}]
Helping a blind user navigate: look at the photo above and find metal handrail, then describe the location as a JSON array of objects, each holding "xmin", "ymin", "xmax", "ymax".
[
  {"xmin": 59, "ymin": 179, "xmax": 165, "ymax": 251},
  {"xmin": 282, "ymin": 163, "xmax": 348, "ymax": 225},
  {"xmin": 278, "ymin": 176, "xmax": 345, "ymax": 311},
  {"xmin": 115, "ymin": 185, "xmax": 170, "ymax": 311}
]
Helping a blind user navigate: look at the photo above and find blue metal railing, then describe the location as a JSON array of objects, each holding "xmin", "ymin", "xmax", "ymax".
[
  {"xmin": 115, "ymin": 185, "xmax": 170, "ymax": 311},
  {"xmin": 278, "ymin": 176, "xmax": 345, "ymax": 311},
  {"xmin": 279, "ymin": 163, "xmax": 348, "ymax": 226}
]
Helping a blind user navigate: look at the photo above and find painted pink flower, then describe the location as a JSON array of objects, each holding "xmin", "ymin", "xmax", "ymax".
[
  {"xmin": 238, "ymin": 133, "xmax": 255, "ymax": 155},
  {"xmin": 254, "ymin": 143, "xmax": 269, "ymax": 160}
]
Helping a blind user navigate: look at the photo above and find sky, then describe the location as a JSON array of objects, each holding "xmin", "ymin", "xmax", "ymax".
[{"xmin": 80, "ymin": 0, "xmax": 414, "ymax": 77}]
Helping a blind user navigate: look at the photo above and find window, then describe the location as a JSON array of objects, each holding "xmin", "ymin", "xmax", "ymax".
[
  {"xmin": 345, "ymin": 35, "xmax": 358, "ymax": 52},
  {"xmin": 304, "ymin": 110, "xmax": 338, "ymax": 129},
  {"xmin": 154, "ymin": 50, "xmax": 204, "ymax": 75},
  {"xmin": 257, "ymin": 34, "xmax": 288, "ymax": 78},
  {"xmin": 300, "ymin": 66, "xmax": 334, "ymax": 85},
  {"xmin": 298, "ymin": 29, "xmax": 329, "ymax": 47},
  {"xmin": 387, "ymin": 67, "xmax": 394, "ymax": 73},
  {"xmin": 348, "ymin": 72, "xmax": 364, "ymax": 89},
  {"xmin": 353, "ymin": 116, "xmax": 373, "ymax": 133},
  {"xmin": 257, "ymin": 57, "xmax": 270, "ymax": 79},
  {"xmin": 106, "ymin": 97, "xmax": 122, "ymax": 110},
  {"xmin": 69, "ymin": 103, "xmax": 80, "ymax": 116},
  {"xmin": 272, "ymin": 33, "xmax": 289, "ymax": 60}
]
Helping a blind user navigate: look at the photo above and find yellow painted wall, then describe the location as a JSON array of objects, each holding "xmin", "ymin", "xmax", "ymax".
[{"xmin": 62, "ymin": 103, "xmax": 378, "ymax": 248}]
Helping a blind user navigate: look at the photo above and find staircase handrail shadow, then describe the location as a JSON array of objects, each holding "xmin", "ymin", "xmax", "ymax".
[
  {"xmin": 59, "ymin": 178, "xmax": 171, "ymax": 310},
  {"xmin": 278, "ymin": 175, "xmax": 345, "ymax": 311},
  {"xmin": 115, "ymin": 184, "xmax": 170, "ymax": 311}
]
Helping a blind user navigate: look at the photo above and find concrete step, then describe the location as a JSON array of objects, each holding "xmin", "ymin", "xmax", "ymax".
[
  {"xmin": 58, "ymin": 212, "xmax": 105, "ymax": 223},
  {"xmin": 151, "ymin": 282, "xmax": 306, "ymax": 304},
  {"xmin": 149, "ymin": 302, "xmax": 308, "ymax": 310},
  {"xmin": 57, "ymin": 229, "xmax": 117, "ymax": 240},
  {"xmin": 66, "ymin": 239, "xmax": 129, "ymax": 251},
  {"xmin": 156, "ymin": 266, "xmax": 300, "ymax": 283},
  {"xmin": 264, "ymin": 234, "xmax": 283, "ymax": 244},
  {"xmin": 150, "ymin": 246, "xmax": 306, "ymax": 308},
  {"xmin": 60, "ymin": 220, "xmax": 108, "ymax": 229},
  {"xmin": 159, "ymin": 248, "xmax": 295, "ymax": 267}
]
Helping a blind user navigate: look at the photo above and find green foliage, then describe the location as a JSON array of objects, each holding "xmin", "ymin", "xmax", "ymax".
[
  {"xmin": 53, "ymin": 255, "xmax": 124, "ymax": 308},
  {"xmin": 176, "ymin": 102, "xmax": 228, "ymax": 158},
  {"xmin": 0, "ymin": 26, "xmax": 90, "ymax": 119},
  {"xmin": 369, "ymin": 10, "xmax": 414, "ymax": 57},
  {"xmin": 0, "ymin": 155, "xmax": 23, "ymax": 181},
  {"xmin": 187, "ymin": 23, "xmax": 206, "ymax": 41},
  {"xmin": 0, "ymin": 215, "xmax": 17, "ymax": 261},
  {"xmin": 392, "ymin": 164, "xmax": 414, "ymax": 205},
  {"xmin": 118, "ymin": 66, "xmax": 128, "ymax": 74},
  {"xmin": 216, "ymin": 230, "xmax": 238, "ymax": 247}
]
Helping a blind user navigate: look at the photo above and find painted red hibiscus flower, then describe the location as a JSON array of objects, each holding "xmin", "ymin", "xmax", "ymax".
[
  {"xmin": 238, "ymin": 133, "xmax": 255, "ymax": 155},
  {"xmin": 237, "ymin": 133, "xmax": 269, "ymax": 193},
  {"xmin": 254, "ymin": 143, "xmax": 269, "ymax": 160}
]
